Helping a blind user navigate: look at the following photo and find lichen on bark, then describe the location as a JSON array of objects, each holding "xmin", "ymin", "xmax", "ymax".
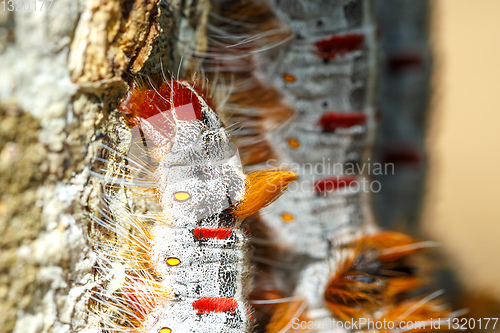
[{"xmin": 0, "ymin": 0, "xmax": 210, "ymax": 332}]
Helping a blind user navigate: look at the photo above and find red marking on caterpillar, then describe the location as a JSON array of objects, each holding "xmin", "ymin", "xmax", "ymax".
[
  {"xmin": 193, "ymin": 227, "xmax": 233, "ymax": 240},
  {"xmin": 382, "ymin": 145, "xmax": 423, "ymax": 166},
  {"xmin": 192, "ymin": 297, "xmax": 238, "ymax": 314},
  {"xmin": 200, "ymin": 2, "xmax": 462, "ymax": 331},
  {"xmin": 314, "ymin": 176, "xmax": 357, "ymax": 194},
  {"xmin": 387, "ymin": 51, "xmax": 425, "ymax": 72},
  {"xmin": 314, "ymin": 33, "xmax": 364, "ymax": 59},
  {"xmin": 318, "ymin": 112, "xmax": 366, "ymax": 131}
]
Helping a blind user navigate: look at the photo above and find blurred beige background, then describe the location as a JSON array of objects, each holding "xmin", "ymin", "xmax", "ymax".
[{"xmin": 425, "ymin": 0, "xmax": 500, "ymax": 298}]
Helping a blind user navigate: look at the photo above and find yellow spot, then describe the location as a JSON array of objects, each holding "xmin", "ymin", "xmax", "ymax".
[
  {"xmin": 159, "ymin": 328, "xmax": 171, "ymax": 333},
  {"xmin": 281, "ymin": 213, "xmax": 294, "ymax": 222},
  {"xmin": 166, "ymin": 257, "xmax": 181, "ymax": 266},
  {"xmin": 174, "ymin": 191, "xmax": 190, "ymax": 202},
  {"xmin": 287, "ymin": 138, "xmax": 300, "ymax": 149},
  {"xmin": 283, "ymin": 73, "xmax": 296, "ymax": 82}
]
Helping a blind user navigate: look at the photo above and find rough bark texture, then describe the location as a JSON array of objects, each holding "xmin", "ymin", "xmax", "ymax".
[
  {"xmin": 373, "ymin": 0, "xmax": 433, "ymax": 232},
  {"xmin": 0, "ymin": 1, "xmax": 209, "ymax": 332}
]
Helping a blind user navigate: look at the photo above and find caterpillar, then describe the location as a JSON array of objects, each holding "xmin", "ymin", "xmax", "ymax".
[
  {"xmin": 87, "ymin": 78, "xmax": 296, "ymax": 332},
  {"xmin": 81, "ymin": 1, "xmax": 461, "ymax": 332},
  {"xmin": 0, "ymin": 0, "xmax": 475, "ymax": 332}
]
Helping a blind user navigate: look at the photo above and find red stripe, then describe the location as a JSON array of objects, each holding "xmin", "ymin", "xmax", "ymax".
[
  {"xmin": 193, "ymin": 228, "xmax": 233, "ymax": 240},
  {"xmin": 314, "ymin": 34, "xmax": 364, "ymax": 59},
  {"xmin": 318, "ymin": 112, "xmax": 366, "ymax": 131},
  {"xmin": 314, "ymin": 176, "xmax": 357, "ymax": 194},
  {"xmin": 192, "ymin": 297, "xmax": 238, "ymax": 314}
]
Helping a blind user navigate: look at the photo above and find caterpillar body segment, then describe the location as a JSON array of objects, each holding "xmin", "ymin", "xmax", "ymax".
[
  {"xmin": 88, "ymin": 79, "xmax": 295, "ymax": 332},
  {"xmin": 202, "ymin": 0, "xmax": 378, "ymax": 330},
  {"xmin": 204, "ymin": 0, "xmax": 460, "ymax": 332}
]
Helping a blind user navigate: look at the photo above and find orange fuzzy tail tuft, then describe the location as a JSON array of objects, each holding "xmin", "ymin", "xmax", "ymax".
[{"xmin": 234, "ymin": 170, "xmax": 298, "ymax": 219}]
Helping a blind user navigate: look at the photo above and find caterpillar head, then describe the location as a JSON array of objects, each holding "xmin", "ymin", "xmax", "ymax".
[
  {"xmin": 141, "ymin": 299, "xmax": 252, "ymax": 333},
  {"xmin": 120, "ymin": 80, "xmax": 246, "ymax": 225}
]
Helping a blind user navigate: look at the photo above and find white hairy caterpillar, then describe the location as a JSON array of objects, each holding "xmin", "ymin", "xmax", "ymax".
[
  {"xmin": 202, "ymin": 0, "xmax": 461, "ymax": 332},
  {"xmin": 86, "ymin": 77, "xmax": 296, "ymax": 332},
  {"xmin": 202, "ymin": 1, "xmax": 379, "ymax": 329}
]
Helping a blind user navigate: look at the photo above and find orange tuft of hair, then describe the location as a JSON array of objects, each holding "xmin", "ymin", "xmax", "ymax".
[
  {"xmin": 378, "ymin": 296, "xmax": 454, "ymax": 333},
  {"xmin": 234, "ymin": 170, "xmax": 298, "ymax": 219},
  {"xmin": 324, "ymin": 232, "xmax": 430, "ymax": 321}
]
